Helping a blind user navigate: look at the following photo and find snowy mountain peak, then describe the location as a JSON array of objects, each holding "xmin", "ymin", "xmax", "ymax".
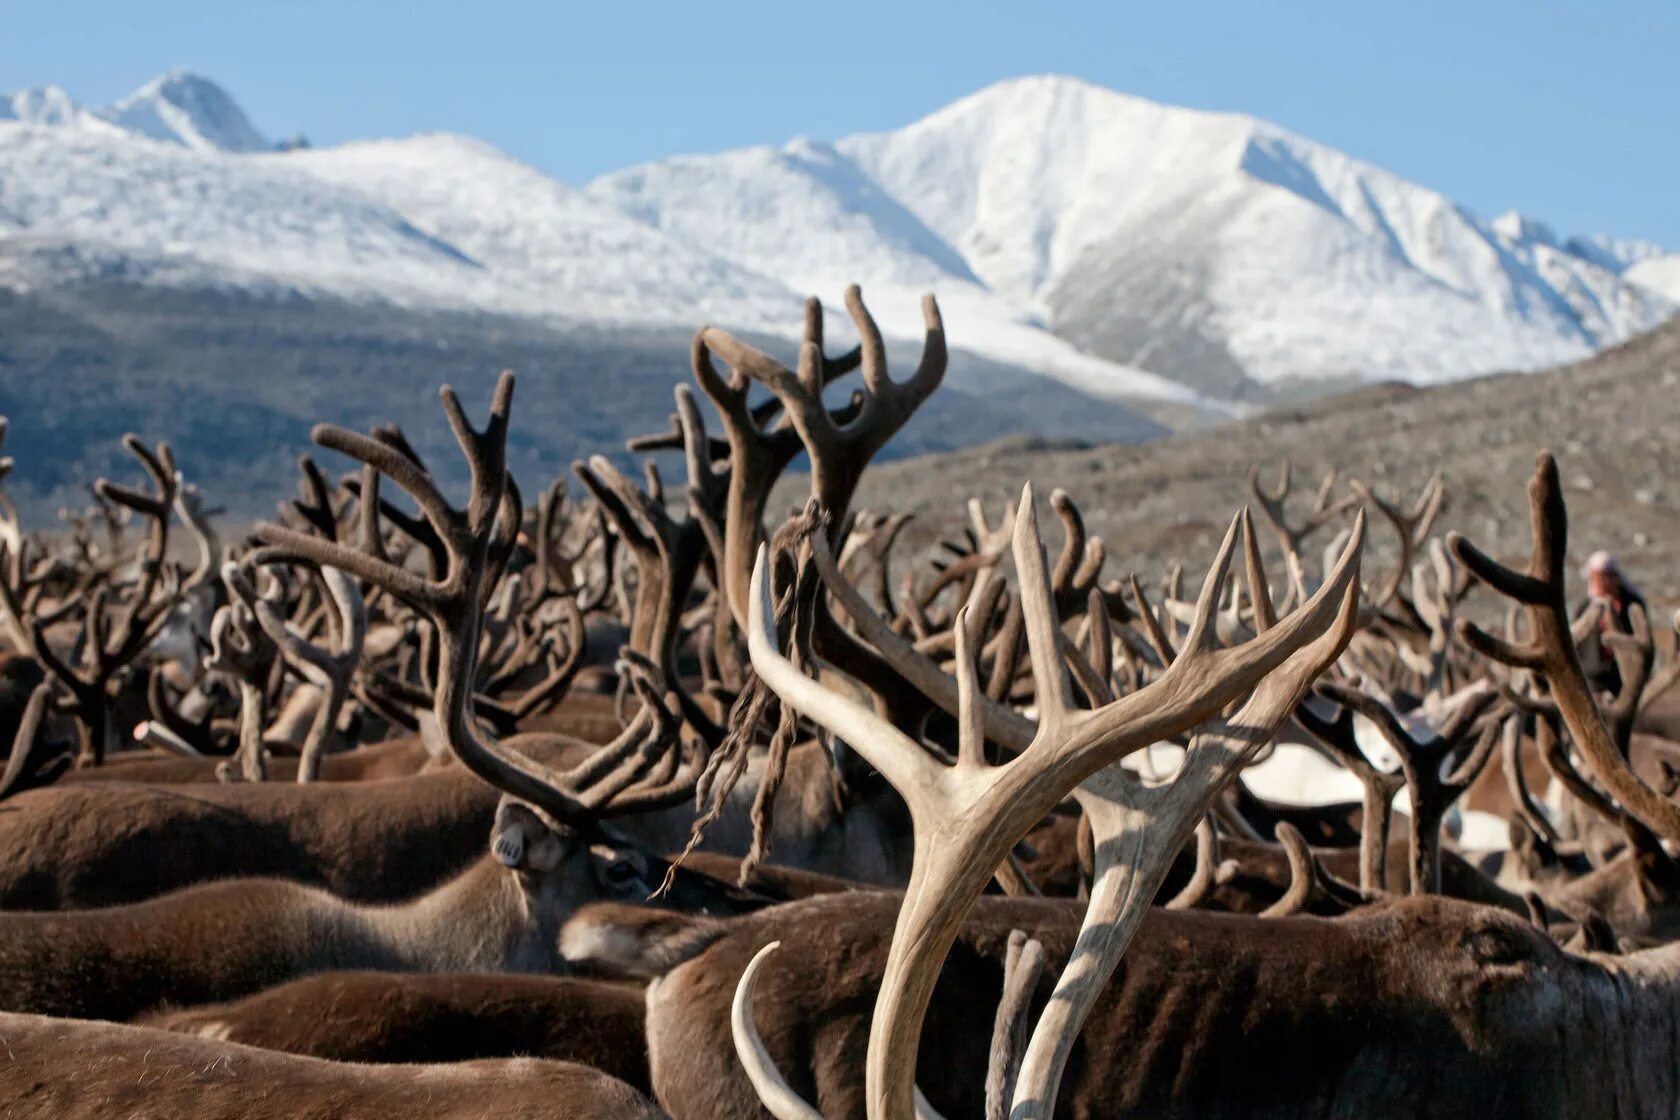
[
  {"xmin": 1492, "ymin": 209, "xmax": 1553, "ymax": 244},
  {"xmin": 99, "ymin": 70, "xmax": 268, "ymax": 152},
  {"xmin": 1, "ymin": 71, "xmax": 268, "ymax": 152},
  {"xmin": 1, "ymin": 84, "xmax": 79, "ymax": 126},
  {"xmin": 2, "ymin": 71, "xmax": 1673, "ymax": 408}
]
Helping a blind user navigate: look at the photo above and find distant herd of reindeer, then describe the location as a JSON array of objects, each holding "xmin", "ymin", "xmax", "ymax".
[{"xmin": 2, "ymin": 287, "xmax": 1679, "ymax": 1118}]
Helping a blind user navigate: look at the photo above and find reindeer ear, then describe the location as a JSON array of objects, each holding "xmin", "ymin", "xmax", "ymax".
[{"xmin": 491, "ymin": 797, "xmax": 566, "ymax": 873}]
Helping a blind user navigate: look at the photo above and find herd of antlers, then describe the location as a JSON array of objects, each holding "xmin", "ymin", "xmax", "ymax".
[{"xmin": 1, "ymin": 289, "xmax": 1679, "ymax": 1118}]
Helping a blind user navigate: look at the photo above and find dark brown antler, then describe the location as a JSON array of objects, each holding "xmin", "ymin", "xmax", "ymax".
[
  {"xmin": 0, "ymin": 678, "xmax": 69, "ymax": 800},
  {"xmin": 1316, "ymin": 678, "xmax": 1500, "ymax": 894},
  {"xmin": 696, "ymin": 288, "xmax": 944, "ymax": 630},
  {"xmin": 16, "ymin": 436, "xmax": 186, "ymax": 764},
  {"xmin": 1292, "ymin": 696, "xmax": 1405, "ymax": 893},
  {"xmin": 254, "ymin": 374, "xmax": 689, "ymax": 844},
  {"xmin": 1449, "ymin": 452, "xmax": 1680, "ymax": 848}
]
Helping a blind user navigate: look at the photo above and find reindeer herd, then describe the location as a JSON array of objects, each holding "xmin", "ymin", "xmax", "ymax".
[{"xmin": 0, "ymin": 287, "xmax": 1678, "ymax": 1118}]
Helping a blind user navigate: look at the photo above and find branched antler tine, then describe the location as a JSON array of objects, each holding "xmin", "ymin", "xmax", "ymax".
[
  {"xmin": 844, "ymin": 284, "xmax": 891, "ymax": 397},
  {"xmin": 986, "ymin": 931, "xmax": 1047, "ymax": 1120},
  {"xmin": 1049, "ymin": 489, "xmax": 1085, "ymax": 594},
  {"xmin": 93, "ymin": 478, "xmax": 167, "ymax": 520},
  {"xmin": 1240, "ymin": 508, "xmax": 1277, "ymax": 633},
  {"xmin": 808, "ymin": 532, "xmax": 1037, "ymax": 749},
  {"xmin": 257, "ymin": 522, "xmax": 433, "ymax": 607},
  {"xmin": 697, "ymin": 329, "xmax": 783, "ymax": 400},
  {"xmin": 1261, "ymin": 822, "xmax": 1315, "ymax": 918},
  {"xmin": 357, "ymin": 463, "xmax": 387, "ymax": 558},
  {"xmin": 1317, "ymin": 681, "xmax": 1419, "ymax": 753},
  {"xmin": 953, "ymin": 605, "xmax": 987, "ymax": 769},
  {"xmin": 675, "ymin": 385, "xmax": 721, "ymax": 499},
  {"xmin": 1163, "ymin": 818, "xmax": 1219, "ymax": 910},
  {"xmin": 1249, "ymin": 460, "xmax": 1289, "ymax": 516},
  {"xmin": 1456, "ymin": 617, "xmax": 1547, "ymax": 671},
  {"xmin": 1448, "ymin": 533, "xmax": 1547, "ymax": 605},
  {"xmin": 562, "ymin": 657, "xmax": 665, "ymax": 791},
  {"xmin": 314, "ymin": 426, "xmax": 455, "ymax": 536},
  {"xmin": 1085, "ymin": 588, "xmax": 1113, "ymax": 693},
  {"xmin": 573, "ymin": 458, "xmax": 654, "ymax": 549},
  {"xmin": 1601, "ymin": 606, "xmax": 1655, "ymax": 741},
  {"xmin": 1012, "ymin": 484, "xmax": 1074, "ymax": 724},
  {"xmin": 1436, "ymin": 683, "xmax": 1500, "ymax": 743},
  {"xmin": 438, "ymin": 376, "xmax": 513, "ymax": 530},
  {"xmin": 907, "ymin": 294, "xmax": 948, "ymax": 397},
  {"xmin": 1412, "ymin": 472, "xmax": 1447, "ymax": 545},
  {"xmin": 1181, "ymin": 512, "xmax": 1244, "ymax": 655},
  {"xmin": 986, "ymin": 595, "xmax": 1025, "ymax": 704},
  {"xmin": 1443, "ymin": 715, "xmax": 1502, "ymax": 790},
  {"xmin": 1126, "ymin": 573, "xmax": 1177, "ymax": 666},
  {"xmin": 1011, "ymin": 548, "xmax": 1364, "ymax": 1120},
  {"xmin": 574, "ymin": 707, "xmax": 664, "ymax": 812}
]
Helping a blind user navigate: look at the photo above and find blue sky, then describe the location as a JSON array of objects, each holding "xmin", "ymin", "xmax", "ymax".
[{"xmin": 6, "ymin": 1, "xmax": 1677, "ymax": 246}]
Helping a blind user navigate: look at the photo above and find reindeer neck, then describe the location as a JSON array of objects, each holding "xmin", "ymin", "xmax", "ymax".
[{"xmin": 352, "ymin": 857, "xmax": 542, "ymax": 973}]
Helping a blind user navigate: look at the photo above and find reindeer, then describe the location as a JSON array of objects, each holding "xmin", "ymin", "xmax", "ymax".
[
  {"xmin": 0, "ymin": 376, "xmax": 763, "ymax": 1021},
  {"xmin": 140, "ymin": 970, "xmax": 650, "ymax": 1089},
  {"xmin": 553, "ymin": 454, "xmax": 1680, "ymax": 1120},
  {"xmin": 0, "ymin": 1012, "xmax": 663, "ymax": 1120}
]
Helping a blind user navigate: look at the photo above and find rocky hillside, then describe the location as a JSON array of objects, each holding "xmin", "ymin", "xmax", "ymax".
[{"xmin": 801, "ymin": 314, "xmax": 1680, "ymax": 606}]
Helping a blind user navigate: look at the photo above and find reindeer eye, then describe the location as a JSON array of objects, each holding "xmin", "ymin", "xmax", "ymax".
[
  {"xmin": 1464, "ymin": 924, "xmax": 1534, "ymax": 968},
  {"xmin": 601, "ymin": 859, "xmax": 642, "ymax": 889}
]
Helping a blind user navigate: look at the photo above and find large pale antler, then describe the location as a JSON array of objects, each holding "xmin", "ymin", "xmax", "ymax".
[
  {"xmin": 1449, "ymin": 452, "xmax": 1680, "ymax": 848},
  {"xmin": 745, "ymin": 484, "xmax": 1363, "ymax": 1120}
]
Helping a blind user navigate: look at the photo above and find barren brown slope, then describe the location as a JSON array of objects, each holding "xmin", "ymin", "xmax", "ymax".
[{"xmin": 789, "ymin": 314, "xmax": 1680, "ymax": 605}]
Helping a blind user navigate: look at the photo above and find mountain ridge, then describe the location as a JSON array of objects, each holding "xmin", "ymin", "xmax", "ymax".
[{"xmin": 2, "ymin": 70, "xmax": 1674, "ymax": 405}]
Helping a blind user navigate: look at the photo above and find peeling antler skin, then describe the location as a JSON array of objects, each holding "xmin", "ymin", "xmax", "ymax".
[{"xmin": 746, "ymin": 482, "xmax": 1363, "ymax": 1120}]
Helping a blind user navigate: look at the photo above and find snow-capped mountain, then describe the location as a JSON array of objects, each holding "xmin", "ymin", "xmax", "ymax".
[
  {"xmin": 593, "ymin": 76, "xmax": 1672, "ymax": 393},
  {"xmin": 1627, "ymin": 256, "xmax": 1680, "ymax": 305},
  {"xmin": 1, "ymin": 71, "xmax": 1673, "ymax": 405},
  {"xmin": 2, "ymin": 70, "xmax": 269, "ymax": 152}
]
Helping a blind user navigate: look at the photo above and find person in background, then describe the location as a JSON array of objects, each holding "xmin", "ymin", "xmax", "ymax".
[{"xmin": 1577, "ymin": 551, "xmax": 1646, "ymax": 693}]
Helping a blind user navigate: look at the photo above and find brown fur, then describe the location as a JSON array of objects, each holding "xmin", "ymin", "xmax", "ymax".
[
  {"xmin": 0, "ymin": 817, "xmax": 762, "ymax": 1020},
  {"xmin": 568, "ymin": 891, "xmax": 1680, "ymax": 1119},
  {"xmin": 140, "ymin": 971, "xmax": 650, "ymax": 1092},
  {"xmin": 60, "ymin": 737, "xmax": 435, "ymax": 785},
  {"xmin": 0, "ymin": 765, "xmax": 497, "ymax": 908},
  {"xmin": 0, "ymin": 1011, "xmax": 664, "ymax": 1119},
  {"xmin": 0, "ymin": 729, "xmax": 912, "ymax": 910}
]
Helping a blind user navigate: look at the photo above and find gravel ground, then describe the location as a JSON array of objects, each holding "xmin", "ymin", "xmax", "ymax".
[{"xmin": 773, "ymin": 315, "xmax": 1680, "ymax": 612}]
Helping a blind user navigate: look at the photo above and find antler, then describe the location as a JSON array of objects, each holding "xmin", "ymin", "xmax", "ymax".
[
  {"xmin": 745, "ymin": 482, "xmax": 1362, "ymax": 1119},
  {"xmin": 231, "ymin": 554, "xmax": 367, "ymax": 782},
  {"xmin": 1449, "ymin": 452, "xmax": 1680, "ymax": 849},
  {"xmin": 697, "ymin": 288, "xmax": 944, "ymax": 630},
  {"xmin": 254, "ymin": 374, "xmax": 694, "ymax": 842}
]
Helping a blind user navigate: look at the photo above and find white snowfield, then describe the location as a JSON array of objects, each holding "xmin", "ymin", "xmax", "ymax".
[
  {"xmin": 1, "ymin": 70, "xmax": 1672, "ymax": 404},
  {"xmin": 1627, "ymin": 255, "xmax": 1680, "ymax": 305}
]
